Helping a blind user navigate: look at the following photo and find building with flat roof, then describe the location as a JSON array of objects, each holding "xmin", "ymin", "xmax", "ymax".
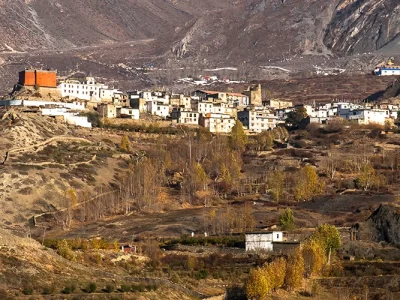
[{"xmin": 18, "ymin": 69, "xmax": 57, "ymax": 88}]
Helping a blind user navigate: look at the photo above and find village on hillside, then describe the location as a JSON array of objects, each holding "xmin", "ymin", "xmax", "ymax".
[{"xmin": 1, "ymin": 68, "xmax": 399, "ymax": 132}]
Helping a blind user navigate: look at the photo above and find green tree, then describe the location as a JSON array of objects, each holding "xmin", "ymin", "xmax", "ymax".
[
  {"xmin": 229, "ymin": 120, "xmax": 248, "ymax": 152},
  {"xmin": 311, "ymin": 224, "xmax": 341, "ymax": 255},
  {"xmin": 121, "ymin": 135, "xmax": 130, "ymax": 152},
  {"xmin": 285, "ymin": 248, "xmax": 304, "ymax": 291},
  {"xmin": 268, "ymin": 170, "xmax": 285, "ymax": 202},
  {"xmin": 56, "ymin": 240, "xmax": 76, "ymax": 261},
  {"xmin": 285, "ymin": 106, "xmax": 308, "ymax": 130},
  {"xmin": 279, "ymin": 208, "xmax": 295, "ymax": 230},
  {"xmin": 294, "ymin": 165, "xmax": 324, "ymax": 201}
]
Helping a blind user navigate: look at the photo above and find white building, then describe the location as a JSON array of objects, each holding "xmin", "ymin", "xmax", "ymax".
[
  {"xmin": 58, "ymin": 77, "xmax": 122, "ymax": 102},
  {"xmin": 41, "ymin": 108, "xmax": 92, "ymax": 128},
  {"xmin": 200, "ymin": 113, "xmax": 236, "ymax": 133},
  {"xmin": 198, "ymin": 102, "xmax": 237, "ymax": 117},
  {"xmin": 245, "ymin": 231, "xmax": 283, "ymax": 252},
  {"xmin": 344, "ymin": 109, "xmax": 390, "ymax": 125},
  {"xmin": 142, "ymin": 91, "xmax": 170, "ymax": 105},
  {"xmin": 238, "ymin": 109, "xmax": 279, "ymax": 132},
  {"xmin": 117, "ymin": 107, "xmax": 140, "ymax": 120},
  {"xmin": 374, "ymin": 67, "xmax": 400, "ymax": 76},
  {"xmin": 147, "ymin": 101, "xmax": 169, "ymax": 118},
  {"xmin": 171, "ymin": 108, "xmax": 199, "ymax": 125}
]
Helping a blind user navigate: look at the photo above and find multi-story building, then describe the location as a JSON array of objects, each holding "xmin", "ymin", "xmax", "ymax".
[
  {"xmin": 266, "ymin": 99, "xmax": 293, "ymax": 109},
  {"xmin": 171, "ymin": 108, "xmax": 199, "ymax": 125},
  {"xmin": 193, "ymin": 90, "xmax": 248, "ymax": 106},
  {"xmin": 243, "ymin": 84, "xmax": 262, "ymax": 106},
  {"xmin": 97, "ymin": 103, "xmax": 117, "ymax": 119},
  {"xmin": 238, "ymin": 108, "xmax": 279, "ymax": 132},
  {"xmin": 200, "ymin": 113, "xmax": 236, "ymax": 133},
  {"xmin": 147, "ymin": 101, "xmax": 169, "ymax": 118},
  {"xmin": 198, "ymin": 102, "xmax": 237, "ymax": 117},
  {"xmin": 58, "ymin": 77, "xmax": 122, "ymax": 102}
]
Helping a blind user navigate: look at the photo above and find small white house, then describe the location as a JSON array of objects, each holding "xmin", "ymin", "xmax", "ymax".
[
  {"xmin": 245, "ymin": 231, "xmax": 283, "ymax": 252},
  {"xmin": 117, "ymin": 107, "xmax": 140, "ymax": 120},
  {"xmin": 147, "ymin": 101, "xmax": 169, "ymax": 118}
]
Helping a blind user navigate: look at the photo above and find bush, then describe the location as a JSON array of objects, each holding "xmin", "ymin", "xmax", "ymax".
[
  {"xmin": 87, "ymin": 282, "xmax": 97, "ymax": 293},
  {"xmin": 131, "ymin": 283, "xmax": 146, "ymax": 292},
  {"xmin": 120, "ymin": 284, "xmax": 131, "ymax": 293},
  {"xmin": 146, "ymin": 284, "xmax": 158, "ymax": 291},
  {"xmin": 61, "ymin": 282, "xmax": 77, "ymax": 294},
  {"xmin": 104, "ymin": 284, "xmax": 115, "ymax": 293},
  {"xmin": 194, "ymin": 269, "xmax": 208, "ymax": 280},
  {"xmin": 42, "ymin": 285, "xmax": 55, "ymax": 295},
  {"xmin": 22, "ymin": 285, "xmax": 33, "ymax": 295}
]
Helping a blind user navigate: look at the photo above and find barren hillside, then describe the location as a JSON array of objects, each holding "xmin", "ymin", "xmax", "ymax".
[{"xmin": 0, "ymin": 0, "xmax": 398, "ymax": 59}]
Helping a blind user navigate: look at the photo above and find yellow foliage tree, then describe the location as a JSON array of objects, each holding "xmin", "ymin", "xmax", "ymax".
[
  {"xmin": 285, "ymin": 248, "xmax": 304, "ymax": 291},
  {"xmin": 195, "ymin": 163, "xmax": 208, "ymax": 191},
  {"xmin": 246, "ymin": 267, "xmax": 271, "ymax": 299},
  {"xmin": 294, "ymin": 165, "xmax": 324, "ymax": 201},
  {"xmin": 268, "ymin": 170, "xmax": 285, "ymax": 202},
  {"xmin": 229, "ymin": 120, "xmax": 248, "ymax": 152},
  {"xmin": 266, "ymin": 257, "xmax": 287, "ymax": 290},
  {"xmin": 121, "ymin": 135, "xmax": 130, "ymax": 152},
  {"xmin": 302, "ymin": 239, "xmax": 325, "ymax": 277}
]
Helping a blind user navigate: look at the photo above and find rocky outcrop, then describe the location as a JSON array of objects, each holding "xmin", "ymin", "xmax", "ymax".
[
  {"xmin": 365, "ymin": 204, "xmax": 400, "ymax": 245},
  {"xmin": 324, "ymin": 0, "xmax": 400, "ymax": 55}
]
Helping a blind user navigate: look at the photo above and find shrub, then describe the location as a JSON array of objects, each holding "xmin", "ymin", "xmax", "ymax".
[
  {"xmin": 131, "ymin": 284, "xmax": 146, "ymax": 292},
  {"xmin": 22, "ymin": 285, "xmax": 33, "ymax": 295},
  {"xmin": 57, "ymin": 239, "xmax": 76, "ymax": 261},
  {"xmin": 194, "ymin": 269, "xmax": 208, "ymax": 280},
  {"xmin": 87, "ymin": 282, "xmax": 97, "ymax": 293},
  {"xmin": 61, "ymin": 282, "xmax": 77, "ymax": 294},
  {"xmin": 42, "ymin": 285, "xmax": 55, "ymax": 295},
  {"xmin": 146, "ymin": 284, "xmax": 158, "ymax": 291},
  {"xmin": 120, "ymin": 284, "xmax": 131, "ymax": 293},
  {"xmin": 104, "ymin": 284, "xmax": 115, "ymax": 293}
]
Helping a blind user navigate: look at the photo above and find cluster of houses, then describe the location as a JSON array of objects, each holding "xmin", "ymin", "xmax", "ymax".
[{"xmin": 4, "ymin": 69, "xmax": 399, "ymax": 131}]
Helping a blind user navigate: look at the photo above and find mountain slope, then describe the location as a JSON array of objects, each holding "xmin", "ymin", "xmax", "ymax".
[
  {"xmin": 0, "ymin": 0, "xmax": 398, "ymax": 60},
  {"xmin": 324, "ymin": 0, "xmax": 400, "ymax": 55}
]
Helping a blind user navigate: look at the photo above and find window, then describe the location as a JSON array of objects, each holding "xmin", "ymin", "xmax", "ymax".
[{"xmin": 276, "ymin": 234, "xmax": 280, "ymax": 239}]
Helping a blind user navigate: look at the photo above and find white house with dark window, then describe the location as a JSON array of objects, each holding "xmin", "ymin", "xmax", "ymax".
[
  {"xmin": 117, "ymin": 107, "xmax": 140, "ymax": 120},
  {"xmin": 58, "ymin": 77, "xmax": 122, "ymax": 102},
  {"xmin": 147, "ymin": 101, "xmax": 169, "ymax": 118},
  {"xmin": 171, "ymin": 108, "xmax": 199, "ymax": 125},
  {"xmin": 238, "ymin": 108, "xmax": 279, "ymax": 132},
  {"xmin": 245, "ymin": 231, "xmax": 283, "ymax": 251},
  {"xmin": 200, "ymin": 113, "xmax": 236, "ymax": 133}
]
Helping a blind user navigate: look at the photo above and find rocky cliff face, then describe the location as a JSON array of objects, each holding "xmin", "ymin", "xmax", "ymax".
[
  {"xmin": 365, "ymin": 204, "xmax": 400, "ymax": 246},
  {"xmin": 324, "ymin": 0, "xmax": 400, "ymax": 56},
  {"xmin": 0, "ymin": 0, "xmax": 398, "ymax": 60}
]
